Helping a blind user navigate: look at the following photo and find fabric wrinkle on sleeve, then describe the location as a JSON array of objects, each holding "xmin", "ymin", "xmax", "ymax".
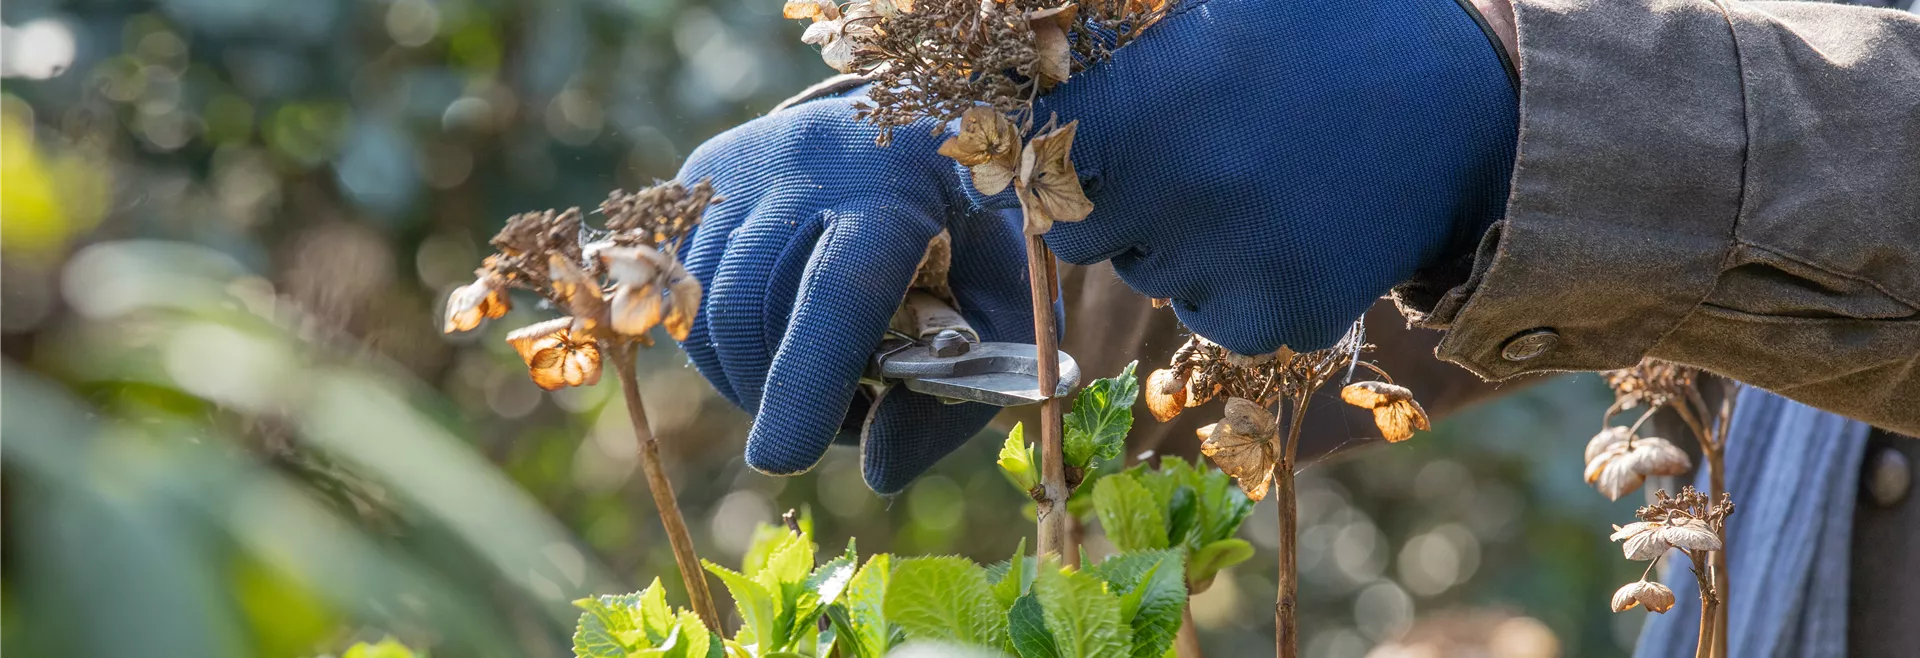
[{"xmin": 1396, "ymin": 0, "xmax": 1920, "ymax": 435}]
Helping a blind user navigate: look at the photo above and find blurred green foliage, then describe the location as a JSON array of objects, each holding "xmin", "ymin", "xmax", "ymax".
[{"xmin": 1, "ymin": 1, "xmax": 1640, "ymax": 656}]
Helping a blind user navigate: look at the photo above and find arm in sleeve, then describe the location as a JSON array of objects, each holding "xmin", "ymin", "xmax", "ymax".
[{"xmin": 1392, "ymin": 0, "xmax": 1920, "ymax": 435}]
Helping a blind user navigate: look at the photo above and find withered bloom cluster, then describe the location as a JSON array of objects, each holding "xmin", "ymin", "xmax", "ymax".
[
  {"xmin": 1141, "ymin": 328, "xmax": 1430, "ymax": 500},
  {"xmin": 1608, "ymin": 486, "xmax": 1733, "ymax": 614},
  {"xmin": 785, "ymin": 0, "xmax": 1173, "ymax": 140},
  {"xmin": 443, "ymin": 180, "xmax": 717, "ymax": 390},
  {"xmin": 1603, "ymin": 358, "xmax": 1699, "ymax": 411},
  {"xmin": 1584, "ymin": 424, "xmax": 1692, "ymax": 501}
]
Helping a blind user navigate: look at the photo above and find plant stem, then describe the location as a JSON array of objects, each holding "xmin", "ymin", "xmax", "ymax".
[
  {"xmin": 1688, "ymin": 550, "xmax": 1719, "ymax": 658},
  {"xmin": 1176, "ymin": 606, "xmax": 1204, "ymax": 658},
  {"xmin": 1274, "ymin": 394, "xmax": 1308, "ymax": 658},
  {"xmin": 609, "ymin": 343, "xmax": 722, "ymax": 630},
  {"xmin": 1708, "ymin": 389, "xmax": 1737, "ymax": 658},
  {"xmin": 1026, "ymin": 234, "xmax": 1072, "ymax": 562}
]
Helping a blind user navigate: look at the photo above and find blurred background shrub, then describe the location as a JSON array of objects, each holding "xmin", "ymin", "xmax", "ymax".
[{"xmin": 0, "ymin": 1, "xmax": 1647, "ymax": 656}]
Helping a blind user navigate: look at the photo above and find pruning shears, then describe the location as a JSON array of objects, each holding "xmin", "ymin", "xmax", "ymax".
[{"xmin": 864, "ymin": 291, "xmax": 1080, "ymax": 407}]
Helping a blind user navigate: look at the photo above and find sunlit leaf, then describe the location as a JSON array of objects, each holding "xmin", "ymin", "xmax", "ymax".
[
  {"xmin": 1031, "ymin": 565, "xmax": 1126, "ymax": 658},
  {"xmin": 1092, "ymin": 474, "xmax": 1165, "ymax": 552},
  {"xmin": 1063, "ymin": 361, "xmax": 1139, "ymax": 469},
  {"xmin": 886, "ymin": 556, "xmax": 1004, "ymax": 648}
]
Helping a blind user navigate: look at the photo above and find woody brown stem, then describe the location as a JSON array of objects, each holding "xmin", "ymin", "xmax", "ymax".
[
  {"xmin": 1689, "ymin": 548, "xmax": 1719, "ymax": 658},
  {"xmin": 1026, "ymin": 234, "xmax": 1073, "ymax": 563},
  {"xmin": 1176, "ymin": 606, "xmax": 1204, "ymax": 658},
  {"xmin": 1708, "ymin": 390, "xmax": 1737, "ymax": 658},
  {"xmin": 609, "ymin": 343, "xmax": 722, "ymax": 630},
  {"xmin": 1274, "ymin": 393, "xmax": 1309, "ymax": 658}
]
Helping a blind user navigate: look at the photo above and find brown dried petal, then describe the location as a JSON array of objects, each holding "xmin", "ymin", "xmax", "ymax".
[
  {"xmin": 1610, "ymin": 522, "xmax": 1666, "ymax": 561},
  {"xmin": 444, "ymin": 278, "xmax": 510, "ymax": 333},
  {"xmin": 1340, "ymin": 381, "xmax": 1427, "ymax": 442},
  {"xmin": 1145, "ymin": 368, "xmax": 1187, "ymax": 422},
  {"xmin": 507, "ymin": 318, "xmax": 602, "ymax": 390},
  {"xmin": 1199, "ymin": 397, "xmax": 1278, "ymax": 501},
  {"xmin": 1655, "ymin": 517, "xmax": 1722, "ymax": 552},
  {"xmin": 1622, "ymin": 437, "xmax": 1692, "ymax": 476},
  {"xmin": 610, "ymin": 283, "xmax": 665, "ymax": 336},
  {"xmin": 1372, "ymin": 400, "xmax": 1430, "ymax": 443},
  {"xmin": 1031, "ymin": 21, "xmax": 1071, "ymax": 85},
  {"xmin": 1340, "ymin": 380, "xmax": 1412, "ymax": 409},
  {"xmin": 1014, "ymin": 121, "xmax": 1093, "ymax": 235},
  {"xmin": 1611, "ymin": 580, "xmax": 1676, "ymax": 613},
  {"xmin": 938, "ymin": 107, "xmax": 1021, "ymax": 195},
  {"xmin": 661, "ymin": 259, "xmax": 702, "ymax": 342},
  {"xmin": 783, "ymin": 0, "xmax": 840, "ymax": 20},
  {"xmin": 595, "ymin": 243, "xmax": 668, "ymax": 286},
  {"xmin": 1585, "ymin": 426, "xmax": 1632, "ymax": 464},
  {"xmin": 1586, "ymin": 444, "xmax": 1648, "ymax": 501},
  {"xmin": 548, "ymin": 254, "xmax": 607, "ymax": 329}
]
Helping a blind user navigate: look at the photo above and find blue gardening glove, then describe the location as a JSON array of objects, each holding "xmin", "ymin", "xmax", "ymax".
[
  {"xmin": 1004, "ymin": 0, "xmax": 1519, "ymax": 354},
  {"xmin": 676, "ymin": 93, "xmax": 1037, "ymax": 494},
  {"xmin": 677, "ymin": 0, "xmax": 1516, "ymax": 492}
]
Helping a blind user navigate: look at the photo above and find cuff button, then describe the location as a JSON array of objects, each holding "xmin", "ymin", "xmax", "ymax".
[
  {"xmin": 1865, "ymin": 447, "xmax": 1911, "ymax": 508},
  {"xmin": 1499, "ymin": 328, "xmax": 1560, "ymax": 362}
]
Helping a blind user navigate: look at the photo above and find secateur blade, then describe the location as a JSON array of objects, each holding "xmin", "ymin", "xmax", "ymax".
[{"xmin": 867, "ymin": 340, "xmax": 1081, "ymax": 407}]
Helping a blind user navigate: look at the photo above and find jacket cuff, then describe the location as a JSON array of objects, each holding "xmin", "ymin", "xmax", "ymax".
[{"xmin": 1393, "ymin": 0, "xmax": 1748, "ymax": 379}]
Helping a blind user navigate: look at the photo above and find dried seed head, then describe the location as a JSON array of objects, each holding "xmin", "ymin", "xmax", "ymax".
[
  {"xmin": 1014, "ymin": 120, "xmax": 1093, "ymax": 234},
  {"xmin": 1340, "ymin": 381, "xmax": 1429, "ymax": 443},
  {"xmin": 444, "ymin": 274, "xmax": 510, "ymax": 333},
  {"xmin": 1602, "ymin": 358, "xmax": 1698, "ymax": 410},
  {"xmin": 1611, "ymin": 580, "xmax": 1676, "ymax": 613},
  {"xmin": 506, "ymin": 317, "xmax": 603, "ymax": 390},
  {"xmin": 1198, "ymin": 397, "xmax": 1278, "ymax": 501},
  {"xmin": 1144, "ymin": 367, "xmax": 1187, "ymax": 422}
]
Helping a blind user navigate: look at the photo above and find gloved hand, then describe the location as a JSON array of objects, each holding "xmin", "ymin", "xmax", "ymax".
[
  {"xmin": 999, "ymin": 0, "xmax": 1520, "ymax": 355},
  {"xmin": 675, "ymin": 0, "xmax": 1517, "ymax": 492},
  {"xmin": 676, "ymin": 93, "xmax": 1037, "ymax": 494}
]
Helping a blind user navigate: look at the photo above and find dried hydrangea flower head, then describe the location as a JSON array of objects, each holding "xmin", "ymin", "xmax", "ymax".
[
  {"xmin": 1583, "ymin": 430, "xmax": 1692, "ymax": 501},
  {"xmin": 1149, "ymin": 323, "xmax": 1428, "ymax": 497},
  {"xmin": 441, "ymin": 180, "xmax": 716, "ymax": 390},
  {"xmin": 783, "ymin": 0, "xmax": 1175, "ymax": 142},
  {"xmin": 1609, "ymin": 486, "xmax": 1733, "ymax": 559},
  {"xmin": 1612, "ymin": 580, "xmax": 1677, "ymax": 613},
  {"xmin": 1195, "ymin": 397, "xmax": 1279, "ymax": 500}
]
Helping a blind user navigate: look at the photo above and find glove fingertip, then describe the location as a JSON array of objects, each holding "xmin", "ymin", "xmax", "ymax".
[{"xmin": 860, "ymin": 386, "xmax": 1000, "ymax": 495}]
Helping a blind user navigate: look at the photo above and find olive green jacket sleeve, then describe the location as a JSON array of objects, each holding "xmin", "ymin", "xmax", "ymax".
[{"xmin": 1395, "ymin": 0, "xmax": 1920, "ymax": 435}]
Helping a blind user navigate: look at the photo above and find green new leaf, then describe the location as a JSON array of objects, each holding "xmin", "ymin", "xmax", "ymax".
[
  {"xmin": 1093, "ymin": 474, "xmax": 1167, "ymax": 552},
  {"xmin": 998, "ymin": 424, "xmax": 1040, "ymax": 493},
  {"xmin": 705, "ymin": 561, "xmax": 780, "ymax": 652},
  {"xmin": 989, "ymin": 539, "xmax": 1037, "ymax": 610},
  {"xmin": 829, "ymin": 554, "xmax": 892, "ymax": 658},
  {"xmin": 886, "ymin": 556, "xmax": 1006, "ymax": 648},
  {"xmin": 1063, "ymin": 362, "xmax": 1139, "ymax": 469},
  {"xmin": 343, "ymin": 638, "xmax": 417, "ymax": 658},
  {"xmin": 1187, "ymin": 538, "xmax": 1254, "ymax": 591},
  {"xmin": 1088, "ymin": 552, "xmax": 1187, "ymax": 658},
  {"xmin": 1008, "ymin": 592, "xmax": 1061, "ymax": 658},
  {"xmin": 1032, "ymin": 565, "xmax": 1128, "ymax": 658},
  {"xmin": 1165, "ymin": 485, "xmax": 1198, "ymax": 548}
]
